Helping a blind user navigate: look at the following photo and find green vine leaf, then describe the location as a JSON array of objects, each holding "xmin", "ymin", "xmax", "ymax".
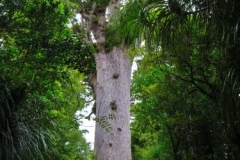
[{"xmin": 95, "ymin": 114, "xmax": 116, "ymax": 132}]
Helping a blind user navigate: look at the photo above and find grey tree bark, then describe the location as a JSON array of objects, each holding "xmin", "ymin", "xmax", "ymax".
[
  {"xmin": 94, "ymin": 47, "xmax": 131, "ymax": 160},
  {"xmin": 79, "ymin": 0, "xmax": 132, "ymax": 159}
]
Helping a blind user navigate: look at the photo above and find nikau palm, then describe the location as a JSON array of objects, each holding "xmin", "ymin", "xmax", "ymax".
[{"xmin": 121, "ymin": 0, "xmax": 240, "ymax": 159}]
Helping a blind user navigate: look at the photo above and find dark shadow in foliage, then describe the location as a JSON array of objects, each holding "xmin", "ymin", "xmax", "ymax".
[
  {"xmin": 0, "ymin": 0, "xmax": 95, "ymax": 159},
  {"xmin": 0, "ymin": 83, "xmax": 48, "ymax": 160}
]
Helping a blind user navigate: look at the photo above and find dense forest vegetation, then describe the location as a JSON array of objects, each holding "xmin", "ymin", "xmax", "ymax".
[
  {"xmin": 122, "ymin": 0, "xmax": 240, "ymax": 159},
  {"xmin": 1, "ymin": 0, "xmax": 240, "ymax": 159},
  {"xmin": 0, "ymin": 0, "xmax": 94, "ymax": 159}
]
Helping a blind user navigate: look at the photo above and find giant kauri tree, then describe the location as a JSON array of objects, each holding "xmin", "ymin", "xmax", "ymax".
[{"xmin": 76, "ymin": 0, "xmax": 132, "ymax": 159}]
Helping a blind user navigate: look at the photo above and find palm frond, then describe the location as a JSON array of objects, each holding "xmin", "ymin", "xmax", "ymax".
[{"xmin": 0, "ymin": 85, "xmax": 53, "ymax": 160}]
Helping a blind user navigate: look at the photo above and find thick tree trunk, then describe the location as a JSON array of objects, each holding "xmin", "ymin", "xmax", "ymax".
[
  {"xmin": 94, "ymin": 46, "xmax": 132, "ymax": 160},
  {"xmin": 79, "ymin": 0, "xmax": 132, "ymax": 158}
]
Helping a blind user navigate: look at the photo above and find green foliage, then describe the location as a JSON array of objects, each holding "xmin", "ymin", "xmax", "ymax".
[
  {"xmin": 118, "ymin": 0, "xmax": 144, "ymax": 45},
  {"xmin": 95, "ymin": 0, "xmax": 110, "ymax": 7},
  {"xmin": 78, "ymin": 0, "xmax": 110, "ymax": 13},
  {"xmin": 0, "ymin": 0, "xmax": 94, "ymax": 159},
  {"xmin": 127, "ymin": 0, "xmax": 240, "ymax": 159},
  {"xmin": 33, "ymin": 70, "xmax": 93, "ymax": 160},
  {"xmin": 95, "ymin": 114, "xmax": 116, "ymax": 132},
  {"xmin": 131, "ymin": 51, "xmax": 223, "ymax": 159},
  {"xmin": 125, "ymin": 47, "xmax": 145, "ymax": 63},
  {"xmin": 105, "ymin": 24, "xmax": 123, "ymax": 52}
]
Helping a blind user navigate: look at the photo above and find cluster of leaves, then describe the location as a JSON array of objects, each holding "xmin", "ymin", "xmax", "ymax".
[
  {"xmin": 105, "ymin": 24, "xmax": 124, "ymax": 52},
  {"xmin": 0, "ymin": 0, "xmax": 94, "ymax": 159},
  {"xmin": 131, "ymin": 52, "xmax": 223, "ymax": 159},
  {"xmin": 78, "ymin": 0, "xmax": 110, "ymax": 15},
  {"xmin": 125, "ymin": 0, "xmax": 240, "ymax": 159},
  {"xmin": 94, "ymin": 0, "xmax": 110, "ymax": 7},
  {"xmin": 95, "ymin": 114, "xmax": 116, "ymax": 132}
]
